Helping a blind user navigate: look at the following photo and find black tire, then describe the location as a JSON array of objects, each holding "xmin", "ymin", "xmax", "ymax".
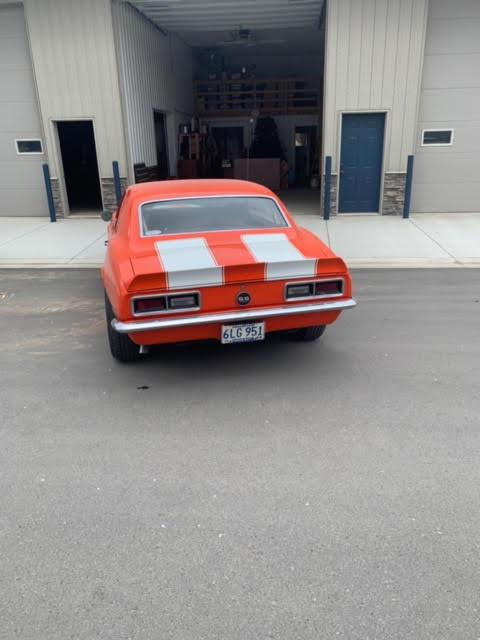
[
  {"xmin": 290, "ymin": 325, "xmax": 326, "ymax": 342},
  {"xmin": 104, "ymin": 293, "xmax": 141, "ymax": 363}
]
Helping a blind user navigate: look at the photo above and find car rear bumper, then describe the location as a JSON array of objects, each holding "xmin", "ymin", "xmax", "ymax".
[{"xmin": 111, "ymin": 298, "xmax": 357, "ymax": 334}]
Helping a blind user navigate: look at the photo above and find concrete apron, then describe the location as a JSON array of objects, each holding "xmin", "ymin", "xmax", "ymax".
[{"xmin": 0, "ymin": 213, "xmax": 480, "ymax": 268}]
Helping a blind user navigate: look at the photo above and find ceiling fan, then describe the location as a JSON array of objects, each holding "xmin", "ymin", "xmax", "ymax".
[{"xmin": 217, "ymin": 28, "xmax": 287, "ymax": 48}]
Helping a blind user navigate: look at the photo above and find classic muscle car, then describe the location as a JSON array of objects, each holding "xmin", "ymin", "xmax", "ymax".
[{"xmin": 101, "ymin": 179, "xmax": 356, "ymax": 362}]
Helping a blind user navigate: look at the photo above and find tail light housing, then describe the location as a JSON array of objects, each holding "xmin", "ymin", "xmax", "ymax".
[
  {"xmin": 133, "ymin": 296, "xmax": 167, "ymax": 314},
  {"xmin": 132, "ymin": 292, "xmax": 200, "ymax": 316},
  {"xmin": 168, "ymin": 294, "xmax": 199, "ymax": 310},
  {"xmin": 285, "ymin": 279, "xmax": 344, "ymax": 301},
  {"xmin": 314, "ymin": 280, "xmax": 343, "ymax": 296},
  {"xmin": 285, "ymin": 283, "xmax": 315, "ymax": 299}
]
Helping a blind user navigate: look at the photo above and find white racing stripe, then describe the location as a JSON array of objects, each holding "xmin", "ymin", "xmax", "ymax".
[
  {"xmin": 155, "ymin": 237, "xmax": 223, "ymax": 289},
  {"xmin": 242, "ymin": 233, "xmax": 317, "ymax": 280}
]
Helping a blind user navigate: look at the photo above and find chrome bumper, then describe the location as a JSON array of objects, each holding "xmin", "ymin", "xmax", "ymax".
[{"xmin": 111, "ymin": 298, "xmax": 356, "ymax": 334}]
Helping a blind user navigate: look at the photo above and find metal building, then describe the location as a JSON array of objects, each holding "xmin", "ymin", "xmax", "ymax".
[
  {"xmin": 412, "ymin": 0, "xmax": 480, "ymax": 213},
  {"xmin": 0, "ymin": 0, "xmax": 478, "ymax": 218}
]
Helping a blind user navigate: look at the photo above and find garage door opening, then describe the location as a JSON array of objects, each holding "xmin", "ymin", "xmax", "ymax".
[
  {"xmin": 123, "ymin": 0, "xmax": 326, "ymax": 215},
  {"xmin": 186, "ymin": 26, "xmax": 325, "ymax": 215},
  {"xmin": 57, "ymin": 120, "xmax": 102, "ymax": 214}
]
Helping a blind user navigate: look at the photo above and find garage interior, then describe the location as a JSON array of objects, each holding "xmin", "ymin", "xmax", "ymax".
[{"xmin": 129, "ymin": 0, "xmax": 326, "ymax": 214}]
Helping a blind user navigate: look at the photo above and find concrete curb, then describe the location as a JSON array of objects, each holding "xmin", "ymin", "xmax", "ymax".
[
  {"xmin": 0, "ymin": 262, "xmax": 103, "ymax": 269},
  {"xmin": 1, "ymin": 260, "xmax": 479, "ymax": 270}
]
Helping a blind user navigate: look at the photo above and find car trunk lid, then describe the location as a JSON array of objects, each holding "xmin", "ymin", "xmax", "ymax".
[{"xmin": 127, "ymin": 229, "xmax": 342, "ymax": 293}]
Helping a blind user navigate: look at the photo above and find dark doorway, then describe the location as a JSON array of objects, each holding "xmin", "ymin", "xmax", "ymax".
[
  {"xmin": 153, "ymin": 111, "xmax": 169, "ymax": 179},
  {"xmin": 339, "ymin": 113, "xmax": 385, "ymax": 213},
  {"xmin": 212, "ymin": 127, "xmax": 244, "ymax": 158},
  {"xmin": 294, "ymin": 125, "xmax": 317, "ymax": 186},
  {"xmin": 57, "ymin": 120, "xmax": 102, "ymax": 213},
  {"xmin": 211, "ymin": 127, "xmax": 244, "ymax": 177}
]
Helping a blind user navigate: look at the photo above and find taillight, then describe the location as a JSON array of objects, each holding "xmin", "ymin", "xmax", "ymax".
[
  {"xmin": 315, "ymin": 280, "xmax": 343, "ymax": 296},
  {"xmin": 167, "ymin": 294, "xmax": 199, "ymax": 310},
  {"xmin": 286, "ymin": 283, "xmax": 315, "ymax": 299},
  {"xmin": 133, "ymin": 293, "xmax": 200, "ymax": 315},
  {"xmin": 285, "ymin": 279, "xmax": 343, "ymax": 301},
  {"xmin": 133, "ymin": 296, "xmax": 167, "ymax": 314}
]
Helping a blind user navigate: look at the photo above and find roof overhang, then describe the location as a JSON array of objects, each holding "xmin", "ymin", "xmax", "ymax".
[{"xmin": 126, "ymin": 0, "xmax": 324, "ymax": 33}]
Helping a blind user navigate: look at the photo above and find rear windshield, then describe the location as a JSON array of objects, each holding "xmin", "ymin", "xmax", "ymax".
[{"xmin": 140, "ymin": 196, "xmax": 287, "ymax": 236}]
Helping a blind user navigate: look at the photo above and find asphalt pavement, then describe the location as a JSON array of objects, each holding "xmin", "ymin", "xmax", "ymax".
[{"xmin": 1, "ymin": 269, "xmax": 479, "ymax": 640}]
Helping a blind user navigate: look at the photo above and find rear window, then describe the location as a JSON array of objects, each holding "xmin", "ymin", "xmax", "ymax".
[{"xmin": 140, "ymin": 196, "xmax": 288, "ymax": 236}]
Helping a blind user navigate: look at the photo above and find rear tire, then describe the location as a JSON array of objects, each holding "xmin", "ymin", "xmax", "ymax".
[
  {"xmin": 290, "ymin": 325, "xmax": 326, "ymax": 342},
  {"xmin": 105, "ymin": 293, "xmax": 141, "ymax": 363}
]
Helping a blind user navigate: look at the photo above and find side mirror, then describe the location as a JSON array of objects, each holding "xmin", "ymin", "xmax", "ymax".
[{"xmin": 101, "ymin": 210, "xmax": 113, "ymax": 222}]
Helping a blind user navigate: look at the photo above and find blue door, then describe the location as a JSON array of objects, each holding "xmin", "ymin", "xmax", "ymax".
[{"xmin": 339, "ymin": 113, "xmax": 385, "ymax": 213}]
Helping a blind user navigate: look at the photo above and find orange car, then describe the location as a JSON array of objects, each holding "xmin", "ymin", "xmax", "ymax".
[{"xmin": 101, "ymin": 179, "xmax": 356, "ymax": 362}]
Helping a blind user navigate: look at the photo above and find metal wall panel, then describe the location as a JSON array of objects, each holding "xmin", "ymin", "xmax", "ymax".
[
  {"xmin": 412, "ymin": 0, "xmax": 480, "ymax": 213},
  {"xmin": 0, "ymin": 4, "xmax": 48, "ymax": 216},
  {"xmin": 419, "ymin": 88, "xmax": 480, "ymax": 123},
  {"xmin": 323, "ymin": 0, "xmax": 428, "ymax": 173},
  {"xmin": 113, "ymin": 1, "xmax": 194, "ymax": 175},
  {"xmin": 23, "ymin": 0, "xmax": 127, "ymax": 179}
]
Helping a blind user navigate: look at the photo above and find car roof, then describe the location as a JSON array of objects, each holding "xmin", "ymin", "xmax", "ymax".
[{"xmin": 126, "ymin": 179, "xmax": 277, "ymax": 201}]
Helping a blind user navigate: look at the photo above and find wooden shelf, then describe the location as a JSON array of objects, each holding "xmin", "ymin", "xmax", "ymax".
[{"xmin": 194, "ymin": 76, "xmax": 320, "ymax": 117}]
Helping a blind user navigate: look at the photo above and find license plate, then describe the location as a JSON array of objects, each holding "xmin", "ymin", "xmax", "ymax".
[{"xmin": 221, "ymin": 322, "xmax": 265, "ymax": 344}]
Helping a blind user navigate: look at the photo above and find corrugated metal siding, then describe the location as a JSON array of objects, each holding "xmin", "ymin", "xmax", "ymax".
[
  {"xmin": 0, "ymin": 4, "xmax": 48, "ymax": 216},
  {"xmin": 412, "ymin": 0, "xmax": 480, "ymax": 213},
  {"xmin": 323, "ymin": 0, "xmax": 428, "ymax": 173},
  {"xmin": 23, "ymin": 0, "xmax": 127, "ymax": 178},
  {"xmin": 113, "ymin": 1, "xmax": 194, "ymax": 173}
]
